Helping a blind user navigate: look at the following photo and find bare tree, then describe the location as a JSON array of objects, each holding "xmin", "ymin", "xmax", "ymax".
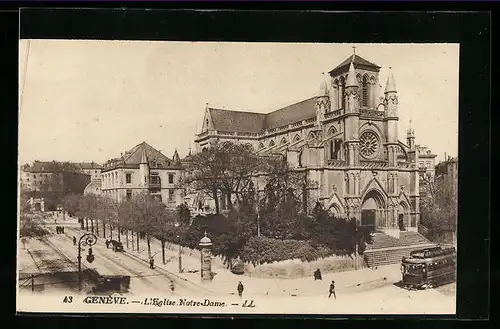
[
  {"xmin": 76, "ymin": 194, "xmax": 102, "ymax": 234},
  {"xmin": 182, "ymin": 141, "xmax": 266, "ymax": 214},
  {"xmin": 126, "ymin": 192, "xmax": 165, "ymax": 258}
]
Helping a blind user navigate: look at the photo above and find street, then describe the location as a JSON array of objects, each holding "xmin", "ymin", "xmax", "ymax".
[{"xmin": 18, "ymin": 213, "xmax": 456, "ymax": 314}]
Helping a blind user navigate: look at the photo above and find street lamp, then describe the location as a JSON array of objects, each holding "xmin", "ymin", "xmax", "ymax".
[
  {"xmin": 77, "ymin": 233, "xmax": 97, "ymax": 291},
  {"xmin": 174, "ymin": 223, "xmax": 182, "ymax": 273}
]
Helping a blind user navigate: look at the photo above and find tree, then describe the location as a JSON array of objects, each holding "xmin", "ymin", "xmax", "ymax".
[
  {"xmin": 126, "ymin": 192, "xmax": 166, "ymax": 258},
  {"xmin": 420, "ymin": 172, "xmax": 457, "ymax": 240},
  {"xmin": 154, "ymin": 209, "xmax": 178, "ymax": 264},
  {"xmin": 62, "ymin": 193, "xmax": 81, "ymax": 217},
  {"xmin": 182, "ymin": 141, "xmax": 264, "ymax": 214},
  {"xmin": 176, "ymin": 203, "xmax": 191, "ymax": 226},
  {"xmin": 19, "ymin": 214, "xmax": 49, "ymax": 238},
  {"xmin": 76, "ymin": 194, "xmax": 102, "ymax": 233},
  {"xmin": 38, "ymin": 162, "xmax": 90, "ymax": 210},
  {"xmin": 258, "ymin": 157, "xmax": 309, "ymax": 239}
]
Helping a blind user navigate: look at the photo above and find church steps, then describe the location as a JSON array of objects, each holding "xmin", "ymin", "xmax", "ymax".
[{"xmin": 363, "ymin": 231, "xmax": 436, "ymax": 267}]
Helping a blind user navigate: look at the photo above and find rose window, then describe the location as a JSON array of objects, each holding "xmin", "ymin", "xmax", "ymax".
[{"xmin": 360, "ymin": 131, "xmax": 379, "ymax": 158}]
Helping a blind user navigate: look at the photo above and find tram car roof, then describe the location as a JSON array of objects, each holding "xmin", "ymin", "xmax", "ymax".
[{"xmin": 403, "ymin": 245, "xmax": 456, "ymax": 263}]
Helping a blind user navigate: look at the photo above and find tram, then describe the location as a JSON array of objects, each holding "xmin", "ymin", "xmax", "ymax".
[{"xmin": 400, "ymin": 245, "xmax": 456, "ymax": 289}]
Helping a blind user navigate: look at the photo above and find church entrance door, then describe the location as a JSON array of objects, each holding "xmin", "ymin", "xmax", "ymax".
[
  {"xmin": 361, "ymin": 189, "xmax": 386, "ymax": 232},
  {"xmin": 361, "ymin": 209, "xmax": 376, "ymax": 232}
]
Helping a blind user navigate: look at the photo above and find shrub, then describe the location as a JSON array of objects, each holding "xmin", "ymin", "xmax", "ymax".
[{"xmin": 240, "ymin": 236, "xmax": 327, "ymax": 266}]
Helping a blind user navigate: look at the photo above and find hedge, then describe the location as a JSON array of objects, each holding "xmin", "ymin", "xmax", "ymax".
[{"xmin": 240, "ymin": 236, "xmax": 332, "ymax": 266}]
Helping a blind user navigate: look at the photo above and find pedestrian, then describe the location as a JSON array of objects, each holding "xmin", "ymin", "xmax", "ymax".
[
  {"xmin": 149, "ymin": 257, "xmax": 155, "ymax": 269},
  {"xmin": 169, "ymin": 280, "xmax": 175, "ymax": 293},
  {"xmin": 56, "ymin": 226, "xmax": 59, "ymax": 234},
  {"xmin": 328, "ymin": 280, "xmax": 336, "ymax": 299},
  {"xmin": 73, "ymin": 236, "xmax": 77, "ymax": 246},
  {"xmin": 61, "ymin": 226, "xmax": 64, "ymax": 234},
  {"xmin": 105, "ymin": 240, "xmax": 110, "ymax": 249},
  {"xmin": 237, "ymin": 281, "xmax": 244, "ymax": 298},
  {"xmin": 314, "ymin": 268, "xmax": 322, "ymax": 281}
]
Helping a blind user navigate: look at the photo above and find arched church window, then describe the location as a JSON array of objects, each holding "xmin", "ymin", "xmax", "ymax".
[
  {"xmin": 293, "ymin": 134, "xmax": 301, "ymax": 142},
  {"xmin": 269, "ymin": 140, "xmax": 275, "ymax": 147},
  {"xmin": 330, "ymin": 139, "xmax": 342, "ymax": 160},
  {"xmin": 259, "ymin": 142, "xmax": 264, "ymax": 149},
  {"xmin": 328, "ymin": 126, "xmax": 337, "ymax": 136},
  {"xmin": 339, "ymin": 77, "xmax": 346, "ymax": 109},
  {"xmin": 281, "ymin": 138, "xmax": 288, "ymax": 145},
  {"xmin": 362, "ymin": 76, "xmax": 369, "ymax": 107}
]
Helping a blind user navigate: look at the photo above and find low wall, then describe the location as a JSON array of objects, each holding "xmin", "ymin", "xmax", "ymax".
[
  {"xmin": 242, "ymin": 255, "xmax": 361, "ymax": 279},
  {"xmin": 158, "ymin": 239, "xmax": 362, "ymax": 279}
]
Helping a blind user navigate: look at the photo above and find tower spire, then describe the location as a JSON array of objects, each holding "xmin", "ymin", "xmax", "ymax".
[
  {"xmin": 346, "ymin": 62, "xmax": 358, "ymax": 88},
  {"xmin": 385, "ymin": 67, "xmax": 397, "ymax": 93},
  {"xmin": 318, "ymin": 72, "xmax": 329, "ymax": 96}
]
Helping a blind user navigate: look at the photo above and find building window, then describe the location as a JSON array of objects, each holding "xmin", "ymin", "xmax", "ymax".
[
  {"xmin": 168, "ymin": 174, "xmax": 174, "ymax": 184},
  {"xmin": 168, "ymin": 189, "xmax": 175, "ymax": 202},
  {"xmin": 150, "ymin": 175, "xmax": 161, "ymax": 185},
  {"xmin": 330, "ymin": 139, "xmax": 341, "ymax": 160},
  {"xmin": 126, "ymin": 190, "xmax": 132, "ymax": 200},
  {"xmin": 126, "ymin": 173, "xmax": 132, "ymax": 184},
  {"xmin": 362, "ymin": 76, "xmax": 369, "ymax": 107}
]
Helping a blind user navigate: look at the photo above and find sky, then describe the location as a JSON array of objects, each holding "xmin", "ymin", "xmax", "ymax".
[{"xmin": 18, "ymin": 41, "xmax": 459, "ymax": 165}]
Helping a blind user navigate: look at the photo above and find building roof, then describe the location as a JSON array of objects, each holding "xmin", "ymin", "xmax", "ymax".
[
  {"xmin": 103, "ymin": 141, "xmax": 182, "ymax": 170},
  {"xmin": 204, "ymin": 96, "xmax": 322, "ymax": 135},
  {"xmin": 22, "ymin": 161, "xmax": 103, "ymax": 173},
  {"xmin": 329, "ymin": 54, "xmax": 381, "ymax": 76},
  {"xmin": 23, "ymin": 161, "xmax": 62, "ymax": 173},
  {"xmin": 75, "ymin": 162, "xmax": 103, "ymax": 170},
  {"xmin": 208, "ymin": 108, "xmax": 266, "ymax": 133},
  {"xmin": 201, "ymin": 53, "xmax": 383, "ymax": 136},
  {"xmin": 264, "ymin": 97, "xmax": 317, "ymax": 130}
]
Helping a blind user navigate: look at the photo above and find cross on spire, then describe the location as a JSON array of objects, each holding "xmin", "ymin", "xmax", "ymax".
[{"xmin": 352, "ymin": 45, "xmax": 356, "ymax": 55}]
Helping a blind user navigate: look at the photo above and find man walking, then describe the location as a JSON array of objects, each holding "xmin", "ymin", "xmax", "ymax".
[
  {"xmin": 328, "ymin": 280, "xmax": 336, "ymax": 299},
  {"xmin": 237, "ymin": 281, "xmax": 244, "ymax": 298},
  {"xmin": 149, "ymin": 256, "xmax": 155, "ymax": 269}
]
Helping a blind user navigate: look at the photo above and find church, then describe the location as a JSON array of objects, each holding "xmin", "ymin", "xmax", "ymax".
[{"xmin": 194, "ymin": 51, "xmax": 437, "ymax": 239}]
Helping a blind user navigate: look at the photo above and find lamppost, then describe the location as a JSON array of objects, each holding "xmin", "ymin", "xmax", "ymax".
[
  {"xmin": 77, "ymin": 233, "xmax": 97, "ymax": 291},
  {"xmin": 174, "ymin": 223, "xmax": 182, "ymax": 273}
]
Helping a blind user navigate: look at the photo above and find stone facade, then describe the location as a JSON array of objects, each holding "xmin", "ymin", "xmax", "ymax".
[
  {"xmin": 194, "ymin": 53, "xmax": 438, "ymax": 237},
  {"xmin": 100, "ymin": 142, "xmax": 185, "ymax": 209}
]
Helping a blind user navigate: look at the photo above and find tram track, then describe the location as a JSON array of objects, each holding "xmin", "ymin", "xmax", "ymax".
[
  {"xmin": 62, "ymin": 228, "xmax": 210, "ymax": 294},
  {"xmin": 63, "ymin": 227, "xmax": 215, "ymax": 295}
]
